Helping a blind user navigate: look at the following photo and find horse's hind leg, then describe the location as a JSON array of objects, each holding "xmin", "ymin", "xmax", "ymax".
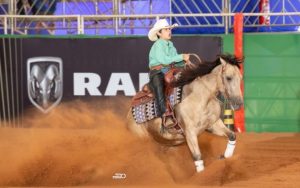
[{"xmin": 208, "ymin": 119, "xmax": 236, "ymax": 158}]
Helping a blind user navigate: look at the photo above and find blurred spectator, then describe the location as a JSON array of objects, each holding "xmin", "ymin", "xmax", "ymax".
[
  {"xmin": 17, "ymin": 0, "xmax": 58, "ymax": 34},
  {"xmin": 35, "ymin": 0, "xmax": 58, "ymax": 33}
]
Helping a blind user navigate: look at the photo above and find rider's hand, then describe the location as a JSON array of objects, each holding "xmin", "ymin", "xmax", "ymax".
[{"xmin": 182, "ymin": 54, "xmax": 190, "ymax": 62}]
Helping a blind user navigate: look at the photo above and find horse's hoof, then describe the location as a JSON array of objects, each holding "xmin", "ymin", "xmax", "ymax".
[
  {"xmin": 194, "ymin": 160, "xmax": 204, "ymax": 172},
  {"xmin": 196, "ymin": 165, "xmax": 204, "ymax": 172},
  {"xmin": 218, "ymin": 155, "xmax": 225, "ymax": 160}
]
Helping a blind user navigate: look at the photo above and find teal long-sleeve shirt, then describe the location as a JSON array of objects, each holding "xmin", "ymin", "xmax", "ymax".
[{"xmin": 149, "ymin": 39, "xmax": 184, "ymax": 68}]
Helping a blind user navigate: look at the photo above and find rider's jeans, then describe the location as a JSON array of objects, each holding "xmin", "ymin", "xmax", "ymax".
[{"xmin": 149, "ymin": 69, "xmax": 166, "ymax": 117}]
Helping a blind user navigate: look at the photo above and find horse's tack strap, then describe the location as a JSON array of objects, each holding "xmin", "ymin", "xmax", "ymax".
[{"xmin": 221, "ymin": 64, "xmax": 230, "ymax": 100}]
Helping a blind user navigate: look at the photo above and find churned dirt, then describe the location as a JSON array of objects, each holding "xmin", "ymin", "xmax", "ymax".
[{"xmin": 0, "ymin": 97, "xmax": 299, "ymax": 188}]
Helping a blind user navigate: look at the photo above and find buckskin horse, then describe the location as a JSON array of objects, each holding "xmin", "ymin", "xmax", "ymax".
[{"xmin": 127, "ymin": 53, "xmax": 244, "ymax": 172}]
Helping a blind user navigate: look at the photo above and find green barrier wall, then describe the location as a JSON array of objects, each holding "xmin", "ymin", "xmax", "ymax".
[{"xmin": 223, "ymin": 34, "xmax": 300, "ymax": 132}]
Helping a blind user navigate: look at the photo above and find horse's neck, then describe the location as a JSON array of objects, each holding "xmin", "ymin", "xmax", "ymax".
[{"xmin": 182, "ymin": 66, "xmax": 222, "ymax": 100}]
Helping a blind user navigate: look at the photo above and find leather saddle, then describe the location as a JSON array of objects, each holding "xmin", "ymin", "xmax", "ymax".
[
  {"xmin": 131, "ymin": 84, "xmax": 153, "ymax": 107},
  {"xmin": 131, "ymin": 68, "xmax": 181, "ymax": 107}
]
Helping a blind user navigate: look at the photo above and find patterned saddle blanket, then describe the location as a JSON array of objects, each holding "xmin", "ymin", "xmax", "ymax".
[{"xmin": 131, "ymin": 84, "xmax": 183, "ymax": 124}]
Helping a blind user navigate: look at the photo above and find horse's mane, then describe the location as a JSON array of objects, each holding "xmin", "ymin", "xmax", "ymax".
[{"xmin": 171, "ymin": 53, "xmax": 244, "ymax": 87}]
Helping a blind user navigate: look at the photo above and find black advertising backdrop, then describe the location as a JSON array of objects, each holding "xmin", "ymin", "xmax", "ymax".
[{"xmin": 0, "ymin": 36, "xmax": 222, "ymax": 118}]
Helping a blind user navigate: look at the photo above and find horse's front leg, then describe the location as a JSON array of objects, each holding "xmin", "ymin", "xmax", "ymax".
[
  {"xmin": 185, "ymin": 129, "xmax": 204, "ymax": 172},
  {"xmin": 208, "ymin": 119, "xmax": 236, "ymax": 158}
]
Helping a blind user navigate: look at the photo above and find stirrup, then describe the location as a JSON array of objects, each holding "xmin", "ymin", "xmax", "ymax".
[
  {"xmin": 161, "ymin": 112, "xmax": 183, "ymax": 135},
  {"xmin": 162, "ymin": 112, "xmax": 177, "ymax": 128}
]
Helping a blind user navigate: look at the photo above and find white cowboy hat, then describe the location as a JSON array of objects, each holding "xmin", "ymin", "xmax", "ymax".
[{"xmin": 148, "ymin": 19, "xmax": 178, "ymax": 41}]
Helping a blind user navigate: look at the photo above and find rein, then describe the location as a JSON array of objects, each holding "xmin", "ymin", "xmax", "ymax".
[
  {"xmin": 185, "ymin": 53, "xmax": 203, "ymax": 69},
  {"xmin": 220, "ymin": 64, "xmax": 235, "ymax": 109}
]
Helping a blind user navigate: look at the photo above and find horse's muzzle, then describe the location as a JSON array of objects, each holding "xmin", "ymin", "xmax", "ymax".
[{"xmin": 230, "ymin": 97, "xmax": 244, "ymax": 110}]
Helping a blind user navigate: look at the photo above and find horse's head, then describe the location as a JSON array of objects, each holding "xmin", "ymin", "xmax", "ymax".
[
  {"xmin": 171, "ymin": 53, "xmax": 244, "ymax": 110},
  {"xmin": 218, "ymin": 54, "xmax": 244, "ymax": 110}
]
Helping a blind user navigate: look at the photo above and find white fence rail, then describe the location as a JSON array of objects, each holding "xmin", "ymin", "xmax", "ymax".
[
  {"xmin": 1, "ymin": 12, "xmax": 300, "ymax": 35},
  {"xmin": 0, "ymin": 0, "xmax": 300, "ymax": 35}
]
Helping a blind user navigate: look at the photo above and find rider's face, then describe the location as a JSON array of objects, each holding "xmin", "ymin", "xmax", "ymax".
[{"xmin": 157, "ymin": 28, "xmax": 172, "ymax": 40}]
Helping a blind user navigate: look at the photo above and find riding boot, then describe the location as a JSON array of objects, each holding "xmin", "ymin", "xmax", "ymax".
[
  {"xmin": 149, "ymin": 70, "xmax": 183, "ymax": 134},
  {"xmin": 149, "ymin": 70, "xmax": 166, "ymax": 116}
]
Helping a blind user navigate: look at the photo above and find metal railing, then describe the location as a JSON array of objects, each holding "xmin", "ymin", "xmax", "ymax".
[
  {"xmin": 1, "ymin": 0, "xmax": 171, "ymax": 35},
  {"xmin": 0, "ymin": 12, "xmax": 300, "ymax": 35},
  {"xmin": 0, "ymin": 0, "xmax": 299, "ymax": 35}
]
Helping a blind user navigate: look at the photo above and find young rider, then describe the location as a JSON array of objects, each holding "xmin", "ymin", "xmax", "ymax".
[{"xmin": 148, "ymin": 19, "xmax": 190, "ymax": 130}]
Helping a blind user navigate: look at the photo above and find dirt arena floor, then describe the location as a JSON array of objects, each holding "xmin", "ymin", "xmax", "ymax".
[{"xmin": 0, "ymin": 98, "xmax": 299, "ymax": 188}]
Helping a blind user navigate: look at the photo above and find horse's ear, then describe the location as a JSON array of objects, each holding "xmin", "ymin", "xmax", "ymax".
[{"xmin": 220, "ymin": 57, "xmax": 227, "ymax": 66}]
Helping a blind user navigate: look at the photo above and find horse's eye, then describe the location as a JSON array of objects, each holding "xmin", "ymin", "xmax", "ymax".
[{"xmin": 226, "ymin": 76, "xmax": 232, "ymax": 81}]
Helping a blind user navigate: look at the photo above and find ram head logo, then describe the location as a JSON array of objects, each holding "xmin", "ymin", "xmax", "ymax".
[{"xmin": 27, "ymin": 57, "xmax": 63, "ymax": 113}]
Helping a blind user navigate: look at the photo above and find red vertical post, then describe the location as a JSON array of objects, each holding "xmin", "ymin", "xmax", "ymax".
[{"xmin": 233, "ymin": 13, "xmax": 245, "ymax": 132}]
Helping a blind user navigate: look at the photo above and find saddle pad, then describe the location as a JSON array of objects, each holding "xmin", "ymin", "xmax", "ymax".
[{"xmin": 132, "ymin": 86, "xmax": 183, "ymax": 124}]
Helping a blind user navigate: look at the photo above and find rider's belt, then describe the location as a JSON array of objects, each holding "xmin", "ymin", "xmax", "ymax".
[
  {"xmin": 150, "ymin": 63, "xmax": 175, "ymax": 71},
  {"xmin": 150, "ymin": 64, "xmax": 163, "ymax": 70}
]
